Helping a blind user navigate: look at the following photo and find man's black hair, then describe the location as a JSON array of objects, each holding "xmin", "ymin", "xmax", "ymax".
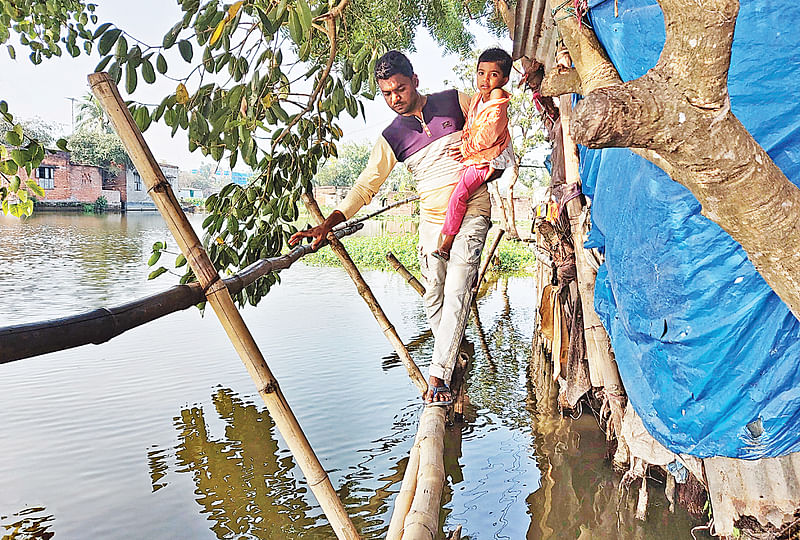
[
  {"xmin": 478, "ymin": 48, "xmax": 513, "ymax": 78},
  {"xmin": 374, "ymin": 50, "xmax": 414, "ymax": 80}
]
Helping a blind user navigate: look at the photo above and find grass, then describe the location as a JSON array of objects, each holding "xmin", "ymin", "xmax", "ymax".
[{"xmin": 302, "ymin": 231, "xmax": 537, "ymax": 274}]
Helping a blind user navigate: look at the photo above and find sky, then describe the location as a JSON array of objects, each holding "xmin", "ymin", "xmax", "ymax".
[{"xmin": 0, "ymin": 1, "xmax": 512, "ymax": 172}]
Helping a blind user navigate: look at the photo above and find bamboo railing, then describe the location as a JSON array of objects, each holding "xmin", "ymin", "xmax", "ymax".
[
  {"xmin": 88, "ymin": 72, "xmax": 359, "ymax": 539},
  {"xmin": 0, "ymin": 223, "xmax": 363, "ymax": 364}
]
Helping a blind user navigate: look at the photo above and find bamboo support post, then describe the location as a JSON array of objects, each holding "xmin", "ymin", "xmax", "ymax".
[
  {"xmin": 88, "ymin": 73, "xmax": 359, "ymax": 540},
  {"xmin": 300, "ymin": 192, "xmax": 427, "ymax": 394},
  {"xmin": 558, "ymin": 93, "xmax": 627, "ymax": 439},
  {"xmin": 386, "ymin": 445, "xmax": 421, "ymax": 539},
  {"xmin": 386, "ymin": 252, "xmax": 426, "ymax": 296},
  {"xmin": 0, "ymin": 223, "xmax": 363, "ymax": 364},
  {"xmin": 473, "ymin": 228, "xmax": 505, "ymax": 293}
]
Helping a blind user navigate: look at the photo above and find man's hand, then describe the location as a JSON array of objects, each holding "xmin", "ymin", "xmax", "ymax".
[{"xmin": 288, "ymin": 210, "xmax": 346, "ymax": 250}]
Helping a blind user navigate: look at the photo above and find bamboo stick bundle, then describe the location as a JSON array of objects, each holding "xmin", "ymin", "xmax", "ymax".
[
  {"xmin": 0, "ymin": 223, "xmax": 363, "ymax": 364},
  {"xmin": 386, "ymin": 445, "xmax": 421, "ymax": 539},
  {"xmin": 88, "ymin": 72, "xmax": 359, "ymax": 540},
  {"xmin": 558, "ymin": 91, "xmax": 627, "ymax": 440},
  {"xmin": 473, "ymin": 228, "xmax": 505, "ymax": 293},
  {"xmin": 386, "ymin": 252, "xmax": 426, "ymax": 296},
  {"xmin": 400, "ymin": 405, "xmax": 447, "ymax": 539},
  {"xmin": 301, "ymin": 192, "xmax": 427, "ymax": 394}
]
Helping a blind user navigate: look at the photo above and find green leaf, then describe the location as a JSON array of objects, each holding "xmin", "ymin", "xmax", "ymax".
[
  {"xmin": 0, "ymin": 160, "xmax": 18, "ymax": 175},
  {"xmin": 17, "ymin": 189, "xmax": 27, "ymax": 202},
  {"xmin": 148, "ymin": 251, "xmax": 162, "ymax": 266},
  {"xmin": 115, "ymin": 34, "xmax": 128, "ymax": 59},
  {"xmin": 26, "ymin": 180, "xmax": 45, "ymax": 197},
  {"xmin": 148, "ymin": 267, "xmax": 168, "ymax": 280},
  {"xmin": 142, "ymin": 59, "xmax": 156, "ymax": 83},
  {"xmin": 97, "ymin": 28, "xmax": 121, "ymax": 56},
  {"xmin": 297, "ymin": 0, "xmax": 312, "ymax": 33},
  {"xmin": 95, "ymin": 54, "xmax": 113, "ymax": 72},
  {"xmin": 5, "ymin": 129, "xmax": 21, "ymax": 146},
  {"xmin": 56, "ymin": 138, "xmax": 69, "ymax": 152},
  {"xmin": 288, "ymin": 9, "xmax": 302, "ymax": 45},
  {"xmin": 156, "ymin": 53, "xmax": 168, "ymax": 74},
  {"xmin": 175, "ymin": 253, "xmax": 187, "ymax": 267},
  {"xmin": 10, "ymin": 175, "xmax": 20, "ymax": 192},
  {"xmin": 6, "ymin": 44, "xmax": 15, "ymax": 59},
  {"xmin": 125, "ymin": 62, "xmax": 138, "ymax": 93},
  {"xmin": 93, "ymin": 22, "xmax": 113, "ymax": 39},
  {"xmin": 178, "ymin": 40, "xmax": 193, "ymax": 62},
  {"xmin": 163, "ymin": 21, "xmax": 182, "ymax": 49}
]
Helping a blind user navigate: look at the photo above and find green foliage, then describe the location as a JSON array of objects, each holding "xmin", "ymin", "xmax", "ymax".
[
  {"xmin": 0, "ymin": 0, "xmax": 98, "ymax": 62},
  {"xmin": 0, "ymin": 102, "xmax": 62, "ymax": 217},
  {"xmin": 303, "ymin": 231, "xmax": 536, "ymax": 273},
  {"xmin": 93, "ymin": 195, "xmax": 107, "ymax": 213},
  {"xmin": 2, "ymin": 0, "xmax": 511, "ymax": 304},
  {"xmin": 67, "ymin": 130, "xmax": 131, "ymax": 174}
]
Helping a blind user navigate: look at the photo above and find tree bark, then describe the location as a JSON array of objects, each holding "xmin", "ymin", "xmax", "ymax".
[{"xmin": 546, "ymin": 0, "xmax": 800, "ymax": 320}]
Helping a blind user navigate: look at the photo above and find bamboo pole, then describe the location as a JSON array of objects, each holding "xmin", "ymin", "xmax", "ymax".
[
  {"xmin": 0, "ymin": 224, "xmax": 363, "ymax": 364},
  {"xmin": 558, "ymin": 92, "xmax": 626, "ymax": 439},
  {"xmin": 88, "ymin": 72, "xmax": 359, "ymax": 540},
  {"xmin": 401, "ymin": 406, "xmax": 447, "ymax": 539},
  {"xmin": 332, "ymin": 195, "xmax": 419, "ymax": 231},
  {"xmin": 300, "ymin": 192, "xmax": 427, "ymax": 394},
  {"xmin": 386, "ymin": 252, "xmax": 426, "ymax": 296},
  {"xmin": 473, "ymin": 228, "xmax": 505, "ymax": 293},
  {"xmin": 386, "ymin": 445, "xmax": 421, "ymax": 539}
]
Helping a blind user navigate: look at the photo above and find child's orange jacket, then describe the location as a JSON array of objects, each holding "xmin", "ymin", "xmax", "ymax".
[{"xmin": 459, "ymin": 89, "xmax": 511, "ymax": 166}]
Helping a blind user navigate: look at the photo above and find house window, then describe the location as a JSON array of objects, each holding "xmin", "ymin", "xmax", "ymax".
[
  {"xmin": 133, "ymin": 171, "xmax": 143, "ymax": 191},
  {"xmin": 36, "ymin": 166, "xmax": 55, "ymax": 189}
]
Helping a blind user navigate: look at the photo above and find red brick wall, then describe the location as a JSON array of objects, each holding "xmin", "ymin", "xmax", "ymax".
[{"xmin": 103, "ymin": 167, "xmax": 128, "ymax": 203}]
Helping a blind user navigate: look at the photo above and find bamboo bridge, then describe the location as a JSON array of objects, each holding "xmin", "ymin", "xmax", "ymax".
[{"xmin": 0, "ymin": 73, "xmax": 508, "ymax": 539}]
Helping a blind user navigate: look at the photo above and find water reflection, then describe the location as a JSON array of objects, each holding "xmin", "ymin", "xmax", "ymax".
[
  {"xmin": 160, "ymin": 388, "xmax": 427, "ymax": 538},
  {"xmin": 0, "ymin": 213, "xmax": 706, "ymax": 539},
  {"xmin": 0, "ymin": 507, "xmax": 55, "ymax": 540}
]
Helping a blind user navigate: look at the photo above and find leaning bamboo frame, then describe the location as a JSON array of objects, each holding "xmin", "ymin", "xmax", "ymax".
[
  {"xmin": 0, "ymin": 223, "xmax": 363, "ymax": 364},
  {"xmin": 88, "ymin": 73, "xmax": 359, "ymax": 540},
  {"xmin": 301, "ymin": 192, "xmax": 428, "ymax": 394}
]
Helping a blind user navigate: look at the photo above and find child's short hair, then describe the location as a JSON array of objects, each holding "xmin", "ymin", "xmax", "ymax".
[
  {"xmin": 478, "ymin": 48, "xmax": 513, "ymax": 78},
  {"xmin": 375, "ymin": 51, "xmax": 414, "ymax": 81}
]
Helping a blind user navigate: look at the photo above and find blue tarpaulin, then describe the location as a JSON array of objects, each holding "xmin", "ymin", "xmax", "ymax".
[{"xmin": 581, "ymin": 0, "xmax": 800, "ymax": 458}]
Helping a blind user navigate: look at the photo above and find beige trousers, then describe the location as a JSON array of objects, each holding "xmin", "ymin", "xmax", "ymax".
[{"xmin": 418, "ymin": 214, "xmax": 491, "ymax": 385}]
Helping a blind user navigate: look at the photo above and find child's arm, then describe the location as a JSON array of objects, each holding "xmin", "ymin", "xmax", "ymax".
[{"xmin": 460, "ymin": 96, "xmax": 510, "ymax": 160}]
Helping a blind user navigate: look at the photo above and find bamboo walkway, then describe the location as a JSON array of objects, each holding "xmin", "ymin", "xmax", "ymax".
[{"xmin": 1, "ymin": 74, "xmax": 510, "ymax": 539}]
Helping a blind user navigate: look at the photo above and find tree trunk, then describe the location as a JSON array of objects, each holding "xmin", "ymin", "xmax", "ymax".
[{"xmin": 544, "ymin": 0, "xmax": 800, "ymax": 320}]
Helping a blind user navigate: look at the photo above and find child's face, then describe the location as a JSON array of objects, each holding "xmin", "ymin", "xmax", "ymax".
[{"xmin": 476, "ymin": 61, "xmax": 508, "ymax": 98}]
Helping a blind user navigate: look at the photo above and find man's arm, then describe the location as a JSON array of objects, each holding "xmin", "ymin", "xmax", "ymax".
[
  {"xmin": 289, "ymin": 136, "xmax": 396, "ymax": 249},
  {"xmin": 457, "ymin": 91, "xmax": 472, "ymax": 118}
]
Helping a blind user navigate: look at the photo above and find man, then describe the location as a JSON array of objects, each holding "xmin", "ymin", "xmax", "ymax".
[{"xmin": 289, "ymin": 51, "xmax": 491, "ymax": 405}]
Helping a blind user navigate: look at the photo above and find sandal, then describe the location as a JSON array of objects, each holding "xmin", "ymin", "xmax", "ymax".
[{"xmin": 425, "ymin": 385, "xmax": 453, "ymax": 407}]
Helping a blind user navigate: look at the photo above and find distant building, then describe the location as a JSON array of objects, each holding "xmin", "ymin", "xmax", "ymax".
[
  {"xmin": 126, "ymin": 162, "xmax": 179, "ymax": 211},
  {"xmin": 12, "ymin": 149, "xmax": 179, "ymax": 212}
]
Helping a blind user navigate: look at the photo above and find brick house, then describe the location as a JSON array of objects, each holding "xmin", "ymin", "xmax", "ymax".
[{"xmin": 12, "ymin": 150, "xmax": 178, "ymax": 211}]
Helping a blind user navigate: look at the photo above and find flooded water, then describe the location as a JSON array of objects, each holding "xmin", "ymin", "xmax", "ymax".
[{"xmin": 0, "ymin": 212, "xmax": 704, "ymax": 539}]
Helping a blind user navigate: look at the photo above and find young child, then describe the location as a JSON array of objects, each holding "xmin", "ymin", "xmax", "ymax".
[{"xmin": 433, "ymin": 47, "xmax": 515, "ymax": 261}]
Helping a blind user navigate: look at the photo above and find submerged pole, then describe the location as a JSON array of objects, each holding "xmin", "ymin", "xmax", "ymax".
[
  {"xmin": 385, "ymin": 252, "xmax": 426, "ymax": 296},
  {"xmin": 301, "ymin": 192, "xmax": 428, "ymax": 394},
  {"xmin": 88, "ymin": 72, "xmax": 359, "ymax": 540},
  {"xmin": 474, "ymin": 228, "xmax": 505, "ymax": 293}
]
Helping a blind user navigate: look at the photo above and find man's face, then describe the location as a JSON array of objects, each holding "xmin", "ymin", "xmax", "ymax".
[{"xmin": 378, "ymin": 73, "xmax": 419, "ymax": 115}]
